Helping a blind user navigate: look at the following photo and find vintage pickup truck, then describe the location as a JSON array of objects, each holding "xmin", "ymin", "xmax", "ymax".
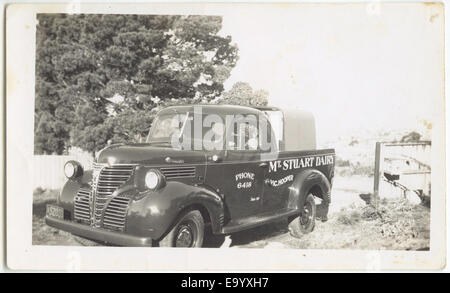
[{"xmin": 46, "ymin": 104, "xmax": 335, "ymax": 247}]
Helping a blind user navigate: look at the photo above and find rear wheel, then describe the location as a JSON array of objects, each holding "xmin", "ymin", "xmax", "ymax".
[
  {"xmin": 159, "ymin": 210, "xmax": 204, "ymax": 247},
  {"xmin": 288, "ymin": 194, "xmax": 316, "ymax": 238}
]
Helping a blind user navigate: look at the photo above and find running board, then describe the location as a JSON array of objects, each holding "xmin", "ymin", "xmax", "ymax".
[{"xmin": 221, "ymin": 208, "xmax": 300, "ymax": 234}]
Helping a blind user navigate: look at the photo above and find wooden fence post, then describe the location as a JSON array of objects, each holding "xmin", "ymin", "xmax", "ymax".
[{"xmin": 372, "ymin": 142, "xmax": 383, "ymax": 208}]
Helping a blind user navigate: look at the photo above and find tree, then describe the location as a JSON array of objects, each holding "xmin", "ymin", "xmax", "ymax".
[
  {"xmin": 217, "ymin": 82, "xmax": 269, "ymax": 106},
  {"xmin": 400, "ymin": 131, "xmax": 422, "ymax": 143},
  {"xmin": 34, "ymin": 112, "xmax": 66, "ymax": 154},
  {"xmin": 35, "ymin": 14, "xmax": 238, "ymax": 155}
]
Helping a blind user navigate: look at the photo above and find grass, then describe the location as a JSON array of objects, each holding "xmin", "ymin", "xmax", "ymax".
[
  {"xmin": 32, "ymin": 188, "xmax": 95, "ymax": 246},
  {"xmin": 33, "ymin": 188, "xmax": 59, "ymax": 217},
  {"xmin": 336, "ymin": 208, "xmax": 362, "ymax": 225},
  {"xmin": 236, "ymin": 197, "xmax": 430, "ymax": 250}
]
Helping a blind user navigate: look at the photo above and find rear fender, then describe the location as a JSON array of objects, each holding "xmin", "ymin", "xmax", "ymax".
[{"xmin": 288, "ymin": 169, "xmax": 331, "ymax": 210}]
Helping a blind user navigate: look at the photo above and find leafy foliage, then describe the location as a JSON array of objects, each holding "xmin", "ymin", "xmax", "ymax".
[
  {"xmin": 35, "ymin": 14, "xmax": 238, "ymax": 154},
  {"xmin": 217, "ymin": 81, "xmax": 268, "ymax": 106},
  {"xmin": 400, "ymin": 131, "xmax": 422, "ymax": 143}
]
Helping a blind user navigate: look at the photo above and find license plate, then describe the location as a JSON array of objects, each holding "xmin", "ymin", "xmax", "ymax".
[{"xmin": 46, "ymin": 204, "xmax": 64, "ymax": 219}]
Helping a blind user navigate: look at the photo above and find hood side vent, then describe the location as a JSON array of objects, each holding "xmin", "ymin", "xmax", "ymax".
[{"xmin": 160, "ymin": 166, "xmax": 196, "ymax": 180}]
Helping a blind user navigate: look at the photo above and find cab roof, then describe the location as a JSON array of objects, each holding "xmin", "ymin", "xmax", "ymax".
[{"xmin": 157, "ymin": 104, "xmax": 266, "ymax": 116}]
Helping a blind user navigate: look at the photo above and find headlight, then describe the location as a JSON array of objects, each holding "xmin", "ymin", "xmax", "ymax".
[
  {"xmin": 145, "ymin": 169, "xmax": 165, "ymax": 190},
  {"xmin": 64, "ymin": 161, "xmax": 83, "ymax": 179}
]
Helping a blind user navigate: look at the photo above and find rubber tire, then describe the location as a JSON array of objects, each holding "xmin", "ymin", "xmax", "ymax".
[
  {"xmin": 158, "ymin": 210, "xmax": 204, "ymax": 247},
  {"xmin": 288, "ymin": 194, "xmax": 316, "ymax": 238}
]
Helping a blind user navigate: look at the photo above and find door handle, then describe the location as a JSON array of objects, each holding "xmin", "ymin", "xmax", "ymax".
[{"xmin": 259, "ymin": 162, "xmax": 268, "ymax": 168}]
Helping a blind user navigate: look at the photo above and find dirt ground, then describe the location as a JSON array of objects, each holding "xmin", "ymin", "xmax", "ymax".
[{"xmin": 32, "ymin": 174, "xmax": 430, "ymax": 250}]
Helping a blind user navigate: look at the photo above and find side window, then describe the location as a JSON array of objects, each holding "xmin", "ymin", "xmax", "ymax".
[
  {"xmin": 264, "ymin": 110, "xmax": 283, "ymax": 150},
  {"xmin": 245, "ymin": 123, "xmax": 259, "ymax": 150},
  {"xmin": 227, "ymin": 121, "xmax": 259, "ymax": 151},
  {"xmin": 258, "ymin": 115, "xmax": 278, "ymax": 153}
]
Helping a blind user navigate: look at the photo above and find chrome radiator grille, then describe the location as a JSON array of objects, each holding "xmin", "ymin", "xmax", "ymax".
[
  {"xmin": 103, "ymin": 196, "xmax": 131, "ymax": 231},
  {"xmin": 160, "ymin": 166, "xmax": 196, "ymax": 179},
  {"xmin": 74, "ymin": 188, "xmax": 91, "ymax": 223},
  {"xmin": 92, "ymin": 163, "xmax": 135, "ymax": 228}
]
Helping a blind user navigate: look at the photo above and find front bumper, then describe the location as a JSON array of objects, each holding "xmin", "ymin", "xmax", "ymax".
[{"xmin": 45, "ymin": 216, "xmax": 153, "ymax": 247}]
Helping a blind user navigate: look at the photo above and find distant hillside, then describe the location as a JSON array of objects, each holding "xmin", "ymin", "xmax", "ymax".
[{"xmin": 319, "ymin": 126, "xmax": 431, "ymax": 177}]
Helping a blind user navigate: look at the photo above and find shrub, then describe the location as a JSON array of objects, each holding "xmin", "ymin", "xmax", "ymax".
[
  {"xmin": 34, "ymin": 187, "xmax": 46, "ymax": 196},
  {"xmin": 336, "ymin": 158, "xmax": 351, "ymax": 167},
  {"xmin": 337, "ymin": 210, "xmax": 362, "ymax": 225}
]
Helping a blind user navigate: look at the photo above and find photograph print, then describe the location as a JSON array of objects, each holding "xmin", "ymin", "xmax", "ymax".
[{"xmin": 4, "ymin": 2, "xmax": 443, "ymax": 270}]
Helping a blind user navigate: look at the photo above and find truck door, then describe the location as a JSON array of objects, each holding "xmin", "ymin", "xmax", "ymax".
[
  {"xmin": 260, "ymin": 153, "xmax": 293, "ymax": 213},
  {"xmin": 205, "ymin": 121, "xmax": 265, "ymax": 222}
]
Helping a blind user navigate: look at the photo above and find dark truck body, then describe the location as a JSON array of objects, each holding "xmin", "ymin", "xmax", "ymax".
[{"xmin": 46, "ymin": 105, "xmax": 335, "ymax": 247}]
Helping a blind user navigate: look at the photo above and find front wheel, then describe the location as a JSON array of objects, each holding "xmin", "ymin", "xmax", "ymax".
[
  {"xmin": 158, "ymin": 210, "xmax": 204, "ymax": 247},
  {"xmin": 288, "ymin": 194, "xmax": 316, "ymax": 238}
]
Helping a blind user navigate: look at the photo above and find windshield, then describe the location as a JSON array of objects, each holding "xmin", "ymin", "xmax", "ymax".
[
  {"xmin": 146, "ymin": 112, "xmax": 188, "ymax": 143},
  {"xmin": 146, "ymin": 111, "xmax": 226, "ymax": 149},
  {"xmin": 146, "ymin": 109, "xmax": 275, "ymax": 152}
]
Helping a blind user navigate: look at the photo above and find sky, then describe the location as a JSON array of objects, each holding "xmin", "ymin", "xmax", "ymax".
[{"xmin": 218, "ymin": 3, "xmax": 444, "ymax": 143}]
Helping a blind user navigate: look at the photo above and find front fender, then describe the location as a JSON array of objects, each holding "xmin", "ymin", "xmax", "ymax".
[
  {"xmin": 126, "ymin": 181, "xmax": 224, "ymax": 240},
  {"xmin": 59, "ymin": 170, "xmax": 92, "ymax": 216},
  {"xmin": 288, "ymin": 169, "xmax": 331, "ymax": 210}
]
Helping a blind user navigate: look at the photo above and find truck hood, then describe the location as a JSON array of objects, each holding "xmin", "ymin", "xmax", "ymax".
[{"xmin": 96, "ymin": 143, "xmax": 206, "ymax": 165}]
